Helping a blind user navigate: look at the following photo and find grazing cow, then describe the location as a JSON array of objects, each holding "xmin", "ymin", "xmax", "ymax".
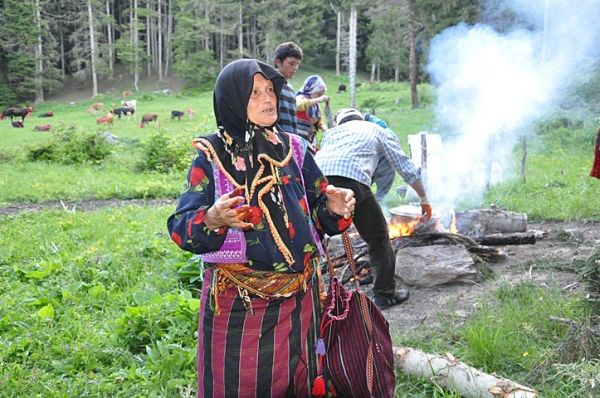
[
  {"xmin": 38, "ymin": 111, "xmax": 54, "ymax": 118},
  {"xmin": 186, "ymin": 107, "xmax": 194, "ymax": 120},
  {"xmin": 171, "ymin": 110, "xmax": 185, "ymax": 120},
  {"xmin": 122, "ymin": 90, "xmax": 133, "ymax": 98},
  {"xmin": 88, "ymin": 102, "xmax": 104, "ymax": 113},
  {"xmin": 12, "ymin": 120, "xmax": 24, "ymax": 128},
  {"xmin": 1, "ymin": 106, "xmax": 33, "ymax": 121},
  {"xmin": 140, "ymin": 113, "xmax": 158, "ymax": 128},
  {"xmin": 34, "ymin": 124, "xmax": 51, "ymax": 131},
  {"xmin": 337, "ymin": 84, "xmax": 347, "ymax": 94},
  {"xmin": 121, "ymin": 99, "xmax": 137, "ymax": 110},
  {"xmin": 96, "ymin": 111, "xmax": 114, "ymax": 125},
  {"xmin": 113, "ymin": 107, "xmax": 135, "ymax": 119}
]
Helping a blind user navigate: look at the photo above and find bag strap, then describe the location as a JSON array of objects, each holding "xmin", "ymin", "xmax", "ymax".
[{"xmin": 341, "ymin": 231, "xmax": 361, "ymax": 291}]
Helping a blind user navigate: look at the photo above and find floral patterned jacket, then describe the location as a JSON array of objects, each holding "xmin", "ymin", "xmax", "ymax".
[{"xmin": 167, "ymin": 131, "xmax": 351, "ymax": 273}]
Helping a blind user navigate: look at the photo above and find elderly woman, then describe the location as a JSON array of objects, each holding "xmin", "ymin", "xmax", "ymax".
[
  {"xmin": 167, "ymin": 59, "xmax": 355, "ymax": 398},
  {"xmin": 296, "ymin": 75, "xmax": 330, "ymax": 152}
]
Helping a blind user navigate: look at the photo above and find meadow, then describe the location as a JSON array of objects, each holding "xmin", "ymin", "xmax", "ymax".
[{"xmin": 1, "ymin": 69, "xmax": 599, "ymax": 397}]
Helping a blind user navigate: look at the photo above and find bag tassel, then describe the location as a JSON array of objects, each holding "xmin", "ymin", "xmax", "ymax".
[
  {"xmin": 312, "ymin": 338, "xmax": 327, "ymax": 397},
  {"xmin": 311, "ymin": 375, "xmax": 326, "ymax": 397}
]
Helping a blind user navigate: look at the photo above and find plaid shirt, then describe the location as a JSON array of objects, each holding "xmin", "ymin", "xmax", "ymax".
[
  {"xmin": 276, "ymin": 82, "xmax": 297, "ymax": 134},
  {"xmin": 315, "ymin": 120, "xmax": 421, "ymax": 187}
]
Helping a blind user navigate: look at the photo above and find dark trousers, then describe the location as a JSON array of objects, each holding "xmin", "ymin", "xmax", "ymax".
[{"xmin": 327, "ymin": 176, "xmax": 396, "ymax": 298}]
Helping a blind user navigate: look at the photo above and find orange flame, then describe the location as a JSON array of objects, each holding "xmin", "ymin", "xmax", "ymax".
[
  {"xmin": 389, "ymin": 218, "xmax": 421, "ymax": 238},
  {"xmin": 388, "ymin": 210, "xmax": 458, "ymax": 239}
]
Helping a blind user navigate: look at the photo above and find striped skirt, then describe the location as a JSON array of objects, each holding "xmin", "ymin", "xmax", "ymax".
[{"xmin": 197, "ymin": 268, "xmax": 321, "ymax": 398}]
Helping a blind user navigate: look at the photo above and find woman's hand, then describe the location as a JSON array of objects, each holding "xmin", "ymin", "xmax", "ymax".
[
  {"xmin": 205, "ymin": 188, "xmax": 254, "ymax": 231},
  {"xmin": 325, "ymin": 185, "xmax": 356, "ymax": 219}
]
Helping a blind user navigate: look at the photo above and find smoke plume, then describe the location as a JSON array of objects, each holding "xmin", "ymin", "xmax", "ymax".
[{"xmin": 425, "ymin": 0, "xmax": 600, "ymax": 209}]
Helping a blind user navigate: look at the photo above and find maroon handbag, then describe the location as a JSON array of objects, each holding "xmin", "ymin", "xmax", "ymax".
[{"xmin": 312, "ymin": 232, "xmax": 396, "ymax": 398}]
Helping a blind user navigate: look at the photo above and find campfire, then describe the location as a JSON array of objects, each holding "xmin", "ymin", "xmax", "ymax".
[
  {"xmin": 388, "ymin": 204, "xmax": 457, "ymax": 238},
  {"xmin": 324, "ymin": 207, "xmax": 538, "ymax": 288}
]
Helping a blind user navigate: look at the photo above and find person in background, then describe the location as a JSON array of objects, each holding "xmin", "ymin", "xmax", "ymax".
[
  {"xmin": 274, "ymin": 42, "xmax": 302, "ymax": 135},
  {"xmin": 296, "ymin": 75, "xmax": 329, "ymax": 152},
  {"xmin": 364, "ymin": 113, "xmax": 395, "ymax": 206},
  {"xmin": 167, "ymin": 59, "xmax": 355, "ymax": 398},
  {"xmin": 315, "ymin": 108, "xmax": 433, "ymax": 310}
]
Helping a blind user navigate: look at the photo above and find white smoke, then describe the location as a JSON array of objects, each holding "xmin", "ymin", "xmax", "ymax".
[{"xmin": 425, "ymin": 0, "xmax": 600, "ymax": 209}]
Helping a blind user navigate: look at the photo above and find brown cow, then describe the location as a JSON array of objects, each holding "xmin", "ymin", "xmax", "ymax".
[
  {"xmin": 96, "ymin": 111, "xmax": 114, "ymax": 125},
  {"xmin": 34, "ymin": 124, "xmax": 51, "ymax": 131},
  {"xmin": 88, "ymin": 102, "xmax": 104, "ymax": 113},
  {"xmin": 140, "ymin": 113, "xmax": 158, "ymax": 128},
  {"xmin": 1, "ymin": 106, "xmax": 33, "ymax": 121}
]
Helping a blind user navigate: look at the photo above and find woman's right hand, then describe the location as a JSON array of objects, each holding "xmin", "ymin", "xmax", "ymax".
[{"xmin": 205, "ymin": 189, "xmax": 254, "ymax": 231}]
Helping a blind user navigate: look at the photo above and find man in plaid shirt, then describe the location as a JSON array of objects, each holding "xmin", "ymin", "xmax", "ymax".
[
  {"xmin": 274, "ymin": 42, "xmax": 302, "ymax": 135},
  {"xmin": 315, "ymin": 108, "xmax": 433, "ymax": 309}
]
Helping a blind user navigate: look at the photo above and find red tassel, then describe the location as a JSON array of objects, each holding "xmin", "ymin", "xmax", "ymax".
[
  {"xmin": 591, "ymin": 129, "xmax": 600, "ymax": 178},
  {"xmin": 311, "ymin": 375, "xmax": 326, "ymax": 397}
]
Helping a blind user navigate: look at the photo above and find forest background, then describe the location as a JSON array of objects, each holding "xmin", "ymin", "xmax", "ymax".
[{"xmin": 0, "ymin": 0, "xmax": 482, "ymax": 104}]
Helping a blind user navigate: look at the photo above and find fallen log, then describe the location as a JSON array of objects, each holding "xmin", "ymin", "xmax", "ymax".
[
  {"xmin": 476, "ymin": 232, "xmax": 536, "ymax": 246},
  {"xmin": 456, "ymin": 208, "xmax": 528, "ymax": 236},
  {"xmin": 394, "ymin": 346, "xmax": 538, "ymax": 398}
]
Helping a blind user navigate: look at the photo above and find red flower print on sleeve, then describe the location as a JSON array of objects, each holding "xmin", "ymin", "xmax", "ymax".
[
  {"xmin": 337, "ymin": 217, "xmax": 353, "ymax": 231},
  {"xmin": 281, "ymin": 175, "xmax": 290, "ymax": 185},
  {"xmin": 187, "ymin": 209, "xmax": 207, "ymax": 236},
  {"xmin": 298, "ymin": 199, "xmax": 308, "ymax": 215},
  {"xmin": 192, "ymin": 209, "xmax": 206, "ymax": 225},
  {"xmin": 289, "ymin": 222, "xmax": 296, "ymax": 239},
  {"xmin": 190, "ymin": 167, "xmax": 207, "ymax": 187},
  {"xmin": 171, "ymin": 231, "xmax": 183, "ymax": 247},
  {"xmin": 318, "ymin": 179, "xmax": 328, "ymax": 194},
  {"xmin": 247, "ymin": 206, "xmax": 263, "ymax": 226}
]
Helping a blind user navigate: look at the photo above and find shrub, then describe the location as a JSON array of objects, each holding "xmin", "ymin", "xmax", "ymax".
[
  {"xmin": 27, "ymin": 128, "xmax": 113, "ymax": 164},
  {"xmin": 138, "ymin": 132, "xmax": 192, "ymax": 173}
]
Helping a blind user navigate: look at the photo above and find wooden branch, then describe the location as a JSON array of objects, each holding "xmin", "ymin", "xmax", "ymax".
[
  {"xmin": 394, "ymin": 346, "xmax": 538, "ymax": 398},
  {"xmin": 476, "ymin": 232, "xmax": 536, "ymax": 246}
]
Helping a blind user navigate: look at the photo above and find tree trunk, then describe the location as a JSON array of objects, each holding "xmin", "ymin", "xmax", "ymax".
[
  {"xmin": 394, "ymin": 66, "xmax": 399, "ymax": 82},
  {"xmin": 130, "ymin": 1, "xmax": 134, "ymax": 75},
  {"xmin": 407, "ymin": 0, "xmax": 419, "ymax": 108},
  {"xmin": 520, "ymin": 135, "xmax": 527, "ymax": 183},
  {"xmin": 370, "ymin": 62, "xmax": 376, "ymax": 83},
  {"xmin": 146, "ymin": 0, "xmax": 152, "ymax": 78},
  {"xmin": 60, "ymin": 29, "xmax": 66, "ymax": 79},
  {"xmin": 158, "ymin": 0, "xmax": 163, "ymax": 81},
  {"xmin": 106, "ymin": 0, "xmax": 114, "ymax": 76},
  {"xmin": 394, "ymin": 347, "xmax": 538, "ymax": 398},
  {"xmin": 238, "ymin": 1, "xmax": 243, "ymax": 57},
  {"xmin": 133, "ymin": 0, "xmax": 139, "ymax": 91},
  {"xmin": 204, "ymin": 1, "xmax": 211, "ymax": 52},
  {"xmin": 348, "ymin": 5, "xmax": 357, "ymax": 109},
  {"xmin": 165, "ymin": 0, "xmax": 172, "ymax": 77},
  {"xmin": 336, "ymin": 10, "xmax": 342, "ymax": 76},
  {"xmin": 87, "ymin": 0, "xmax": 99, "ymax": 98},
  {"xmin": 34, "ymin": 0, "xmax": 44, "ymax": 103}
]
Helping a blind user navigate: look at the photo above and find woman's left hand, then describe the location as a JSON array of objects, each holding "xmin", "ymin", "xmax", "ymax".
[{"xmin": 325, "ymin": 185, "xmax": 356, "ymax": 219}]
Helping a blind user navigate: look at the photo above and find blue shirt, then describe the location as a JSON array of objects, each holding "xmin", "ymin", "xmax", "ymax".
[
  {"xmin": 315, "ymin": 120, "xmax": 421, "ymax": 187},
  {"xmin": 276, "ymin": 82, "xmax": 298, "ymax": 134}
]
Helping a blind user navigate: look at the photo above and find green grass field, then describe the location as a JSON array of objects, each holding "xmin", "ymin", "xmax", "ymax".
[{"xmin": 1, "ymin": 73, "xmax": 599, "ymax": 396}]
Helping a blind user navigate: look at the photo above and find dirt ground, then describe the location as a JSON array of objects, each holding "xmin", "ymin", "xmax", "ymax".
[
  {"xmin": 2, "ymin": 199, "xmax": 598, "ymax": 335},
  {"xmin": 379, "ymin": 220, "xmax": 600, "ymax": 333}
]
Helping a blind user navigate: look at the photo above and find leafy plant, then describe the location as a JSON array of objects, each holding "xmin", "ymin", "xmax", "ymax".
[{"xmin": 138, "ymin": 131, "xmax": 192, "ymax": 173}]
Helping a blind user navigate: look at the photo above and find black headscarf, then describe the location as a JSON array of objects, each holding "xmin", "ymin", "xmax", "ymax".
[
  {"xmin": 210, "ymin": 59, "xmax": 300, "ymax": 267},
  {"xmin": 213, "ymin": 59, "xmax": 285, "ymax": 140}
]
